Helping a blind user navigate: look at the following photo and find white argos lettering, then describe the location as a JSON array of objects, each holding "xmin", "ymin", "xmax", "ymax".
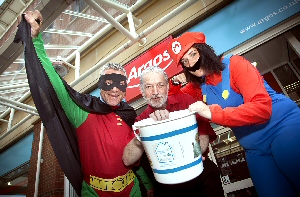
[
  {"xmin": 163, "ymin": 50, "xmax": 170, "ymax": 61},
  {"xmin": 127, "ymin": 66, "xmax": 137, "ymax": 84},
  {"xmin": 127, "ymin": 50, "xmax": 171, "ymax": 84}
]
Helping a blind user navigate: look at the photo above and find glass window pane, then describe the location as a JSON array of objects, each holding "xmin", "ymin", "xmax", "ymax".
[
  {"xmin": 273, "ymin": 64, "xmax": 300, "ymax": 103},
  {"xmin": 263, "ymin": 72, "xmax": 283, "ymax": 93},
  {"xmin": 211, "ymin": 131, "xmax": 251, "ymax": 184}
]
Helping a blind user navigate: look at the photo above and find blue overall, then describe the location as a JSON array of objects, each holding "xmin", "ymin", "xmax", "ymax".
[{"xmin": 201, "ymin": 56, "xmax": 300, "ymax": 197}]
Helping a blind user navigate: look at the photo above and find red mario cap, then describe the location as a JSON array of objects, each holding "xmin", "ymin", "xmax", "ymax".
[{"xmin": 167, "ymin": 32, "xmax": 206, "ymax": 66}]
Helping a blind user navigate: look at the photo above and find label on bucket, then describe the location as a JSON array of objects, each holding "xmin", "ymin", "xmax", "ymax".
[{"xmin": 155, "ymin": 142, "xmax": 174, "ymax": 164}]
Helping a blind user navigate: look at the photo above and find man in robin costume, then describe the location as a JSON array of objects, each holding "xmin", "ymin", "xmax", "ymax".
[{"xmin": 15, "ymin": 10, "xmax": 153, "ymax": 197}]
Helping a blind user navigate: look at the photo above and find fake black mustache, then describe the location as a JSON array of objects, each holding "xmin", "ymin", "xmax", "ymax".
[{"xmin": 183, "ymin": 58, "xmax": 201, "ymax": 72}]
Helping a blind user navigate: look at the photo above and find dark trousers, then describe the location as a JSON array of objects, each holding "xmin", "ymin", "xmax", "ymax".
[{"xmin": 141, "ymin": 153, "xmax": 225, "ymax": 197}]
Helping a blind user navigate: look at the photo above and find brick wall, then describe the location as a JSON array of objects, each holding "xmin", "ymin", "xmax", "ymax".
[{"xmin": 26, "ymin": 121, "xmax": 64, "ymax": 197}]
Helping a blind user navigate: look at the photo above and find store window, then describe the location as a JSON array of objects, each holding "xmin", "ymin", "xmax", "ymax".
[
  {"xmin": 211, "ymin": 130, "xmax": 251, "ymax": 184},
  {"xmin": 287, "ymin": 41, "xmax": 300, "ymax": 76},
  {"xmin": 273, "ymin": 63, "xmax": 300, "ymax": 104},
  {"xmin": 71, "ymin": 0, "xmax": 88, "ymax": 21},
  {"xmin": 227, "ymin": 187, "xmax": 258, "ymax": 197},
  {"xmin": 210, "ymin": 128, "xmax": 258, "ymax": 196},
  {"xmin": 0, "ymin": 132, "xmax": 33, "ymax": 196},
  {"xmin": 0, "ymin": 162, "xmax": 29, "ymax": 196}
]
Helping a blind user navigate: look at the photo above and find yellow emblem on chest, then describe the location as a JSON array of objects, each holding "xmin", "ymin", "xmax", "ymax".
[{"xmin": 222, "ymin": 90, "xmax": 229, "ymax": 100}]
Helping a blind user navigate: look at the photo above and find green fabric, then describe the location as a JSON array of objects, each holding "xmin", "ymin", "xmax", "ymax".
[
  {"xmin": 82, "ymin": 181, "xmax": 99, "ymax": 197},
  {"xmin": 33, "ymin": 33, "xmax": 88, "ymax": 128},
  {"xmin": 135, "ymin": 166, "xmax": 154, "ymax": 191},
  {"xmin": 130, "ymin": 177, "xmax": 143, "ymax": 197}
]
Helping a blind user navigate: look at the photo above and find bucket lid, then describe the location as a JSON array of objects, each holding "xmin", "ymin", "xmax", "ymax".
[{"xmin": 134, "ymin": 109, "xmax": 196, "ymax": 128}]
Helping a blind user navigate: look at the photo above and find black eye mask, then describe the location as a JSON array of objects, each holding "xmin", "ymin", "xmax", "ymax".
[{"xmin": 98, "ymin": 73, "xmax": 127, "ymax": 92}]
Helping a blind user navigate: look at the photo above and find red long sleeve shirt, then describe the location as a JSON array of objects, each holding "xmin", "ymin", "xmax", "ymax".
[{"xmin": 170, "ymin": 55, "xmax": 272, "ymax": 128}]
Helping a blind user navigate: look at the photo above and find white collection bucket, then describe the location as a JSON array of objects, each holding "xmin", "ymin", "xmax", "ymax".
[{"xmin": 134, "ymin": 109, "xmax": 204, "ymax": 184}]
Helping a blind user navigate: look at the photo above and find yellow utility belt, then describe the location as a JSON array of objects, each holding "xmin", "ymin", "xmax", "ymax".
[{"xmin": 90, "ymin": 170, "xmax": 136, "ymax": 192}]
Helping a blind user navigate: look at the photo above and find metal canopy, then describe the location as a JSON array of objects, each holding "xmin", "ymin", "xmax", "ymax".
[{"xmin": 0, "ymin": 0, "xmax": 197, "ymax": 140}]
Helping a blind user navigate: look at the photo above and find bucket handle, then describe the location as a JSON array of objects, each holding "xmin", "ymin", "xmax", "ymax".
[{"xmin": 132, "ymin": 125, "xmax": 141, "ymax": 142}]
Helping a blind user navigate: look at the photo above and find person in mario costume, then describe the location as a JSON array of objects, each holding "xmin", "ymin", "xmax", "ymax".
[{"xmin": 168, "ymin": 32, "xmax": 300, "ymax": 197}]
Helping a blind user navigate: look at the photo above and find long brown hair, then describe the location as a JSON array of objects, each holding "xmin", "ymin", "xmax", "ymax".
[{"xmin": 183, "ymin": 43, "xmax": 225, "ymax": 85}]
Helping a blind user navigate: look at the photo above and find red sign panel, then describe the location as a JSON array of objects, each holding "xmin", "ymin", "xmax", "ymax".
[{"xmin": 124, "ymin": 36, "xmax": 182, "ymax": 102}]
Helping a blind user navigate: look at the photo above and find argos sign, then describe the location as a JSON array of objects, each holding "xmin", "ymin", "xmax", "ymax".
[{"xmin": 124, "ymin": 36, "xmax": 182, "ymax": 102}]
